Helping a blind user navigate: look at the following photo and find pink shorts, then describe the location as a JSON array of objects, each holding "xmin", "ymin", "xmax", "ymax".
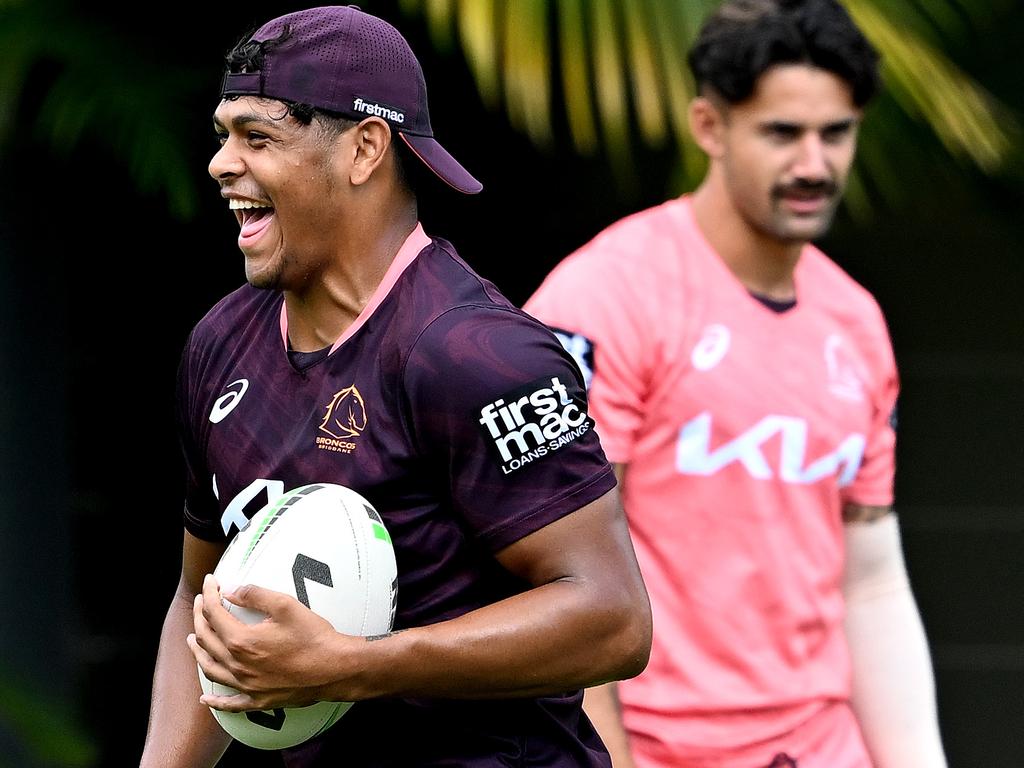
[{"xmin": 630, "ymin": 700, "xmax": 872, "ymax": 768}]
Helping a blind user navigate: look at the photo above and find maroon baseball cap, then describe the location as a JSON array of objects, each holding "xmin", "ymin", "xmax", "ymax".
[{"xmin": 221, "ymin": 5, "xmax": 482, "ymax": 194}]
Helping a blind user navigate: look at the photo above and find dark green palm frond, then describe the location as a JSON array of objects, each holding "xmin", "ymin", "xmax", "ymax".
[
  {"xmin": 847, "ymin": 0, "xmax": 1013, "ymax": 175},
  {"xmin": 0, "ymin": 3, "xmax": 203, "ymax": 219},
  {"xmin": 503, "ymin": 0, "xmax": 553, "ymax": 149},
  {"xmin": 556, "ymin": 0, "xmax": 598, "ymax": 154}
]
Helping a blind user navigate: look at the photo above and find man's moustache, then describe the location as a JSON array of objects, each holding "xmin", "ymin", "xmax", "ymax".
[{"xmin": 774, "ymin": 179, "xmax": 839, "ymax": 198}]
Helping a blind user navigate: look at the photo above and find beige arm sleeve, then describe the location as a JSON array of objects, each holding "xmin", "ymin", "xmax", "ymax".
[
  {"xmin": 842, "ymin": 513, "xmax": 947, "ymax": 768},
  {"xmin": 583, "ymin": 683, "xmax": 638, "ymax": 767},
  {"xmin": 581, "ymin": 464, "xmax": 640, "ymax": 767}
]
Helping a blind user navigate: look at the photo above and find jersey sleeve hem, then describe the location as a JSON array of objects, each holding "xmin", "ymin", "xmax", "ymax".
[
  {"xmin": 841, "ymin": 489, "xmax": 895, "ymax": 509},
  {"xmin": 183, "ymin": 504, "xmax": 225, "ymax": 542},
  {"xmin": 477, "ymin": 464, "xmax": 617, "ymax": 553}
]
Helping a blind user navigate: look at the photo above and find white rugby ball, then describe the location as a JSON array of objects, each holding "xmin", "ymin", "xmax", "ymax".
[{"xmin": 198, "ymin": 482, "xmax": 398, "ymax": 750}]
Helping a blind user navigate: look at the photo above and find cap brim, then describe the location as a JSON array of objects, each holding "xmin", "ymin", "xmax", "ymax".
[{"xmin": 399, "ymin": 133, "xmax": 483, "ymax": 195}]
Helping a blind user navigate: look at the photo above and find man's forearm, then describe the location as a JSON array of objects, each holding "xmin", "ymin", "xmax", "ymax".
[
  {"xmin": 140, "ymin": 595, "xmax": 232, "ymax": 768},
  {"xmin": 584, "ymin": 683, "xmax": 638, "ymax": 767},
  {"xmin": 843, "ymin": 516, "xmax": 947, "ymax": 768},
  {"xmin": 194, "ymin": 493, "xmax": 651, "ymax": 712}
]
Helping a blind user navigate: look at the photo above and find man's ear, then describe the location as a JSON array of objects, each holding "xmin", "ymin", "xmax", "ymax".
[
  {"xmin": 689, "ymin": 96, "xmax": 728, "ymax": 160},
  {"xmin": 349, "ymin": 117, "xmax": 392, "ymax": 186}
]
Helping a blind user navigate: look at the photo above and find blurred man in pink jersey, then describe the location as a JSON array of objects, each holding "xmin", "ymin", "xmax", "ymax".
[{"xmin": 525, "ymin": 1, "xmax": 947, "ymax": 766}]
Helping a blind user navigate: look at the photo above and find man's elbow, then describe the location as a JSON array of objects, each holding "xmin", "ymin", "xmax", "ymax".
[{"xmin": 605, "ymin": 594, "xmax": 653, "ymax": 681}]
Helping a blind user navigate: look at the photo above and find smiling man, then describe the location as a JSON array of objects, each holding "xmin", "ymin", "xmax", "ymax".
[
  {"xmin": 139, "ymin": 6, "xmax": 651, "ymax": 768},
  {"xmin": 525, "ymin": 1, "xmax": 947, "ymax": 767}
]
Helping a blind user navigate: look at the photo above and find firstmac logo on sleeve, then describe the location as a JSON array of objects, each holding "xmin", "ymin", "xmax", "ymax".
[{"xmin": 477, "ymin": 376, "xmax": 593, "ymax": 474}]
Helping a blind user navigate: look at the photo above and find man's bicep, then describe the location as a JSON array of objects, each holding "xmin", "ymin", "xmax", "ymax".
[
  {"xmin": 179, "ymin": 529, "xmax": 227, "ymax": 600},
  {"xmin": 842, "ymin": 510, "xmax": 910, "ymax": 600},
  {"xmin": 404, "ymin": 306, "xmax": 614, "ymax": 549},
  {"xmin": 494, "ymin": 489, "xmax": 640, "ymax": 592}
]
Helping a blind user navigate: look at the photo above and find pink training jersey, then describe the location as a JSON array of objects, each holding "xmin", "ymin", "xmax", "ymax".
[{"xmin": 525, "ymin": 197, "xmax": 897, "ymax": 766}]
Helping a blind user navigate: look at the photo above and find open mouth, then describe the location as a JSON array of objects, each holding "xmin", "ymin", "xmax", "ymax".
[
  {"xmin": 775, "ymin": 182, "xmax": 836, "ymax": 215},
  {"xmin": 780, "ymin": 194, "xmax": 830, "ymax": 213},
  {"xmin": 230, "ymin": 199, "xmax": 276, "ymax": 246}
]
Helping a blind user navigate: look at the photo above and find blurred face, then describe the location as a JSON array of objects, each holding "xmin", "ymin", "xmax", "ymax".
[
  {"xmin": 714, "ymin": 65, "xmax": 862, "ymax": 243},
  {"xmin": 209, "ymin": 97, "xmax": 352, "ymax": 290}
]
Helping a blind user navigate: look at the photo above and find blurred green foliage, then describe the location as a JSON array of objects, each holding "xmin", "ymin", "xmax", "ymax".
[{"xmin": 0, "ymin": 671, "xmax": 96, "ymax": 767}]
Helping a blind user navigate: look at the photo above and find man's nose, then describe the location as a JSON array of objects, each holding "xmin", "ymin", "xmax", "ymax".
[
  {"xmin": 209, "ymin": 139, "xmax": 244, "ymax": 181},
  {"xmin": 792, "ymin": 133, "xmax": 829, "ymax": 180}
]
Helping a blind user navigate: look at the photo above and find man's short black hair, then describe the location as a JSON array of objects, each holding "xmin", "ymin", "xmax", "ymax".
[{"xmin": 688, "ymin": 0, "xmax": 880, "ymax": 107}]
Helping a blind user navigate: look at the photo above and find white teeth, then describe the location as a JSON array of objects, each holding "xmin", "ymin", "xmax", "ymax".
[{"xmin": 228, "ymin": 199, "xmax": 272, "ymax": 210}]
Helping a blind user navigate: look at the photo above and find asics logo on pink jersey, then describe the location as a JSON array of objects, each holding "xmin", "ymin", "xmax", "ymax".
[
  {"xmin": 676, "ymin": 412, "xmax": 866, "ymax": 486},
  {"xmin": 478, "ymin": 376, "xmax": 592, "ymax": 474},
  {"xmin": 691, "ymin": 324, "xmax": 731, "ymax": 371}
]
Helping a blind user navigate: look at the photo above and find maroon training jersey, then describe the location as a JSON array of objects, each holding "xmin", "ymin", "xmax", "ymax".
[{"xmin": 176, "ymin": 225, "xmax": 616, "ymax": 766}]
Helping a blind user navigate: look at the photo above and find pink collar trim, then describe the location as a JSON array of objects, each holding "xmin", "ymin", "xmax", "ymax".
[{"xmin": 278, "ymin": 222, "xmax": 432, "ymax": 353}]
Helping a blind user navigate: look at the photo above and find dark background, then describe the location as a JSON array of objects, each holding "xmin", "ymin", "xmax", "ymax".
[{"xmin": 1, "ymin": 1, "xmax": 1021, "ymax": 766}]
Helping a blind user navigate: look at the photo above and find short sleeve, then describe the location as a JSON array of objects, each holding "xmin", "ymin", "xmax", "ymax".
[
  {"xmin": 841, "ymin": 318, "xmax": 899, "ymax": 507},
  {"xmin": 401, "ymin": 305, "xmax": 615, "ymax": 552},
  {"xmin": 524, "ymin": 249, "xmax": 653, "ymax": 464}
]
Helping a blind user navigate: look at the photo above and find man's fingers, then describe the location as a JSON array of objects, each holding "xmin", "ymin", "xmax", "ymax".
[
  {"xmin": 192, "ymin": 593, "xmax": 211, "ymax": 639},
  {"xmin": 199, "ymin": 573, "xmax": 254, "ymax": 635},
  {"xmin": 192, "ymin": 589, "xmax": 245, "ymax": 689},
  {"xmin": 199, "ymin": 691, "xmax": 259, "ymax": 713},
  {"xmin": 223, "ymin": 583, "xmax": 290, "ymax": 618},
  {"xmin": 187, "ymin": 632, "xmax": 241, "ymax": 691}
]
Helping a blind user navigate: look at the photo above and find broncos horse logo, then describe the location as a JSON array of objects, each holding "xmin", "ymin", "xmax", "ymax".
[{"xmin": 318, "ymin": 385, "xmax": 368, "ymax": 440}]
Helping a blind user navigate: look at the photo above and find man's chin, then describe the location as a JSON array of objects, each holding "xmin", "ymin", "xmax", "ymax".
[
  {"xmin": 243, "ymin": 261, "xmax": 283, "ymax": 291},
  {"xmin": 776, "ymin": 211, "xmax": 837, "ymax": 243}
]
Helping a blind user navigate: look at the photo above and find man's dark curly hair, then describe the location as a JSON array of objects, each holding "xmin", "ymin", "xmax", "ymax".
[
  {"xmin": 223, "ymin": 25, "xmax": 352, "ymax": 132},
  {"xmin": 688, "ymin": 0, "xmax": 880, "ymax": 107}
]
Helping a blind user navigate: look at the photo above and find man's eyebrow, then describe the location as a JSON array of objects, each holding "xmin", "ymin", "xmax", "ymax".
[
  {"xmin": 758, "ymin": 120, "xmax": 801, "ymax": 131},
  {"xmin": 212, "ymin": 113, "xmax": 283, "ymax": 132},
  {"xmin": 757, "ymin": 117, "xmax": 859, "ymax": 131},
  {"xmin": 822, "ymin": 117, "xmax": 859, "ymax": 131}
]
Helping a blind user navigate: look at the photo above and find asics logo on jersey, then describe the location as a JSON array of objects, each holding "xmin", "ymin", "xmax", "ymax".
[
  {"xmin": 353, "ymin": 97, "xmax": 405, "ymax": 124},
  {"xmin": 317, "ymin": 385, "xmax": 367, "ymax": 454},
  {"xmin": 209, "ymin": 379, "xmax": 249, "ymax": 424},
  {"xmin": 676, "ymin": 412, "xmax": 866, "ymax": 487},
  {"xmin": 478, "ymin": 376, "xmax": 592, "ymax": 474},
  {"xmin": 691, "ymin": 324, "xmax": 731, "ymax": 371}
]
